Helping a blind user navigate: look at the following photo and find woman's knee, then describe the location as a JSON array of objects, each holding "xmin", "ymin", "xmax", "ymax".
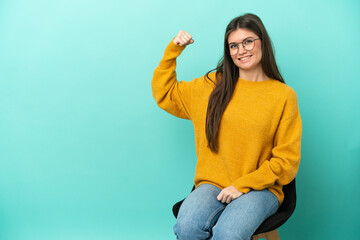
[
  {"xmin": 211, "ymin": 224, "xmax": 252, "ymax": 240},
  {"xmin": 173, "ymin": 184, "xmax": 224, "ymax": 239},
  {"xmin": 211, "ymin": 189, "xmax": 279, "ymax": 240},
  {"xmin": 173, "ymin": 217, "xmax": 209, "ymax": 240}
]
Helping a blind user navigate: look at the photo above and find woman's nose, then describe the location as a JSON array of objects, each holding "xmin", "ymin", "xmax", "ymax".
[{"xmin": 237, "ymin": 44, "xmax": 247, "ymax": 55}]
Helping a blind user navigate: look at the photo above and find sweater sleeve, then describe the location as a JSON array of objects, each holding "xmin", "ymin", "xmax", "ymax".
[
  {"xmin": 231, "ymin": 89, "xmax": 302, "ymax": 193},
  {"xmin": 151, "ymin": 38, "xmax": 194, "ymax": 120}
]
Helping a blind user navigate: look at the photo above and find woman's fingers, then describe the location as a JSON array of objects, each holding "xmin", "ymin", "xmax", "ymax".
[
  {"xmin": 184, "ymin": 31, "xmax": 192, "ymax": 39},
  {"xmin": 217, "ymin": 190, "xmax": 229, "ymax": 203},
  {"xmin": 179, "ymin": 32, "xmax": 190, "ymax": 46},
  {"xmin": 217, "ymin": 191, "xmax": 223, "ymax": 201},
  {"xmin": 225, "ymin": 195, "xmax": 233, "ymax": 204},
  {"xmin": 220, "ymin": 193, "xmax": 232, "ymax": 204},
  {"xmin": 173, "ymin": 30, "xmax": 194, "ymax": 46},
  {"xmin": 183, "ymin": 31, "xmax": 194, "ymax": 44},
  {"xmin": 217, "ymin": 186, "xmax": 244, "ymax": 203},
  {"xmin": 179, "ymin": 35, "xmax": 187, "ymax": 45}
]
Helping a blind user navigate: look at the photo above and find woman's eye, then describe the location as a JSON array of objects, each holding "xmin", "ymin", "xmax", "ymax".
[
  {"xmin": 230, "ymin": 44, "xmax": 237, "ymax": 49},
  {"xmin": 244, "ymin": 39, "xmax": 253, "ymax": 45}
]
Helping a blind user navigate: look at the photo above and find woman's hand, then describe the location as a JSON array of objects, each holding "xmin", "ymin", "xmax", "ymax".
[
  {"xmin": 173, "ymin": 30, "xmax": 194, "ymax": 46},
  {"xmin": 217, "ymin": 185, "xmax": 244, "ymax": 204}
]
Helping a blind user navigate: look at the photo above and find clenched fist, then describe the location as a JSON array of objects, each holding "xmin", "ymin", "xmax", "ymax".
[{"xmin": 173, "ymin": 30, "xmax": 194, "ymax": 46}]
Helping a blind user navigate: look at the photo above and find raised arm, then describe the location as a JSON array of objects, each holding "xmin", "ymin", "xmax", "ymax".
[{"xmin": 151, "ymin": 31, "xmax": 195, "ymax": 119}]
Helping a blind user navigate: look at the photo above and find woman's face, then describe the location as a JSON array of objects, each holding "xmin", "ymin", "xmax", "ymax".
[{"xmin": 228, "ymin": 28, "xmax": 262, "ymax": 71}]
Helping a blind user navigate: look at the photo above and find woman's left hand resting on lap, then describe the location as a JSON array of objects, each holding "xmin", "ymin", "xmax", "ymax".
[{"xmin": 217, "ymin": 185, "xmax": 244, "ymax": 204}]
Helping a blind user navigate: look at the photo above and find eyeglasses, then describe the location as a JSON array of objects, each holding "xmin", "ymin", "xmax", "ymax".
[{"xmin": 228, "ymin": 38, "xmax": 260, "ymax": 56}]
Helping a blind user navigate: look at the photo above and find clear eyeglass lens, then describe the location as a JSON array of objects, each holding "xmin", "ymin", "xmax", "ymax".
[
  {"xmin": 244, "ymin": 40, "xmax": 254, "ymax": 50},
  {"xmin": 230, "ymin": 44, "xmax": 238, "ymax": 55}
]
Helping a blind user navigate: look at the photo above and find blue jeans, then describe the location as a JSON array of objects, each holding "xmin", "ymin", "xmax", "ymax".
[{"xmin": 173, "ymin": 184, "xmax": 279, "ymax": 240}]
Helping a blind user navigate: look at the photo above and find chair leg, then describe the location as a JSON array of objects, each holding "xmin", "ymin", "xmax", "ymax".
[{"xmin": 252, "ymin": 229, "xmax": 280, "ymax": 240}]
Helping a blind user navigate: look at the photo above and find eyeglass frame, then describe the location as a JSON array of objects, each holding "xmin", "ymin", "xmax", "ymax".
[{"xmin": 228, "ymin": 38, "xmax": 261, "ymax": 56}]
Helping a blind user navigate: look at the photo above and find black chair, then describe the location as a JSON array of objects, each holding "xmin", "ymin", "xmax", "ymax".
[{"xmin": 172, "ymin": 179, "xmax": 296, "ymax": 239}]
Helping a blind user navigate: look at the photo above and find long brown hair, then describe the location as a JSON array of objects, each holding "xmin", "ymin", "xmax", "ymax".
[{"xmin": 205, "ymin": 13, "xmax": 285, "ymax": 153}]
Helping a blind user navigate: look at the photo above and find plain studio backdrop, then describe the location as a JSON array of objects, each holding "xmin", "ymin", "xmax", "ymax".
[{"xmin": 0, "ymin": 0, "xmax": 359, "ymax": 239}]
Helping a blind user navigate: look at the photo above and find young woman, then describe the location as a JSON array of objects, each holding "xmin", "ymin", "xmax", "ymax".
[{"xmin": 151, "ymin": 13, "xmax": 302, "ymax": 240}]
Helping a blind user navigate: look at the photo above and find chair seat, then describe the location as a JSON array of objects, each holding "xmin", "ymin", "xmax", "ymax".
[{"xmin": 254, "ymin": 179, "xmax": 296, "ymax": 234}]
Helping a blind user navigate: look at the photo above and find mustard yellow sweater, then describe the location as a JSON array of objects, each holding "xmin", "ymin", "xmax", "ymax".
[{"xmin": 151, "ymin": 39, "xmax": 302, "ymax": 205}]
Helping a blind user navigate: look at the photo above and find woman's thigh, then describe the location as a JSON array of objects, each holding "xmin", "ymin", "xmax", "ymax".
[
  {"xmin": 211, "ymin": 189, "xmax": 279, "ymax": 240},
  {"xmin": 173, "ymin": 184, "xmax": 226, "ymax": 240}
]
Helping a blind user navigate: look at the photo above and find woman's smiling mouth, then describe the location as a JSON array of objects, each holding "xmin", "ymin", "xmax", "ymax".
[{"xmin": 238, "ymin": 55, "xmax": 252, "ymax": 62}]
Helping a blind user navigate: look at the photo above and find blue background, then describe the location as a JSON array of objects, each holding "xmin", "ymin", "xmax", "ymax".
[{"xmin": 0, "ymin": 0, "xmax": 359, "ymax": 239}]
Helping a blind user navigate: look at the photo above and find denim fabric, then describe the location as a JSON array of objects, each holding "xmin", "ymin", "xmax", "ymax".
[{"xmin": 173, "ymin": 183, "xmax": 279, "ymax": 240}]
